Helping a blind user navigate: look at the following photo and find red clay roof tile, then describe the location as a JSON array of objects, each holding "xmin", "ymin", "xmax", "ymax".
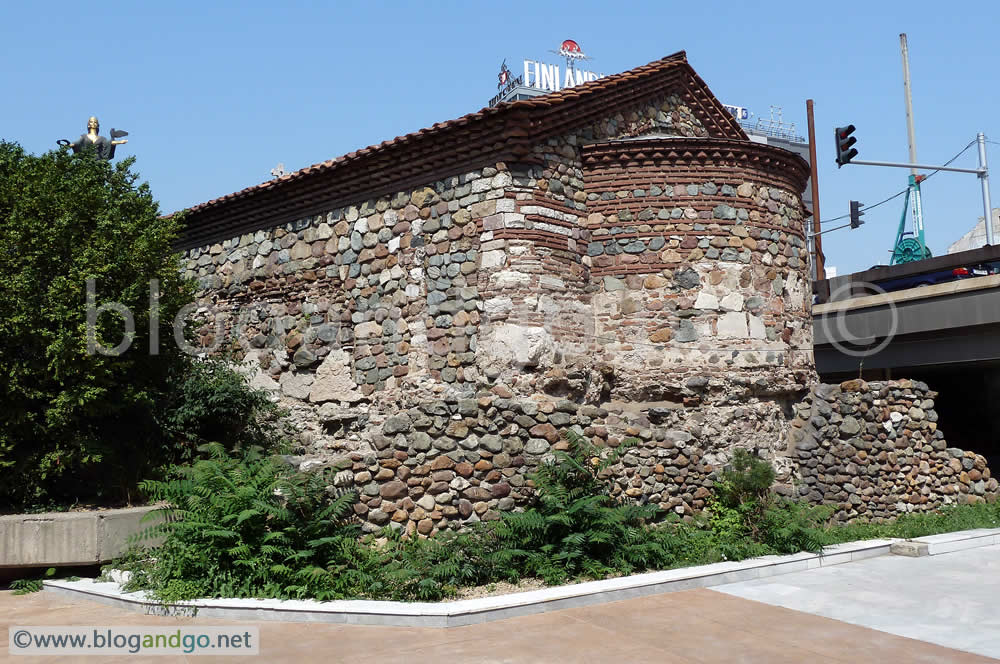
[{"xmin": 177, "ymin": 51, "xmax": 745, "ymax": 248}]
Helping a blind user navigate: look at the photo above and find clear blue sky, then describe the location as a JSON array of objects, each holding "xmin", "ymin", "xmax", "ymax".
[{"xmin": 5, "ymin": 0, "xmax": 1000, "ymax": 274}]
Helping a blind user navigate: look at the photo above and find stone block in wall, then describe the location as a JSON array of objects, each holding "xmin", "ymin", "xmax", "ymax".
[{"xmin": 309, "ymin": 349, "xmax": 364, "ymax": 403}]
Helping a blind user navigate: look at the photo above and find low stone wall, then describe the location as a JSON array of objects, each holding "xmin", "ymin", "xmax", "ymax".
[
  {"xmin": 329, "ymin": 374, "xmax": 807, "ymax": 536},
  {"xmin": 323, "ymin": 378, "xmax": 998, "ymax": 535},
  {"xmin": 787, "ymin": 379, "xmax": 999, "ymax": 521}
]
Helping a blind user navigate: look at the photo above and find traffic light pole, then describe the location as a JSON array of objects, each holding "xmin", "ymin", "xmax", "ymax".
[
  {"xmin": 847, "ymin": 156, "xmax": 994, "ymax": 250},
  {"xmin": 978, "ymin": 132, "xmax": 995, "ymax": 246}
]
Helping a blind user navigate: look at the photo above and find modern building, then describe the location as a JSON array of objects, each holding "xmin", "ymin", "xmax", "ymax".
[{"xmin": 947, "ymin": 207, "xmax": 1000, "ymax": 254}]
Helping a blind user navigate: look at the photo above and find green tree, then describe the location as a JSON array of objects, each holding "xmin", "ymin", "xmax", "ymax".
[{"xmin": 0, "ymin": 141, "xmax": 194, "ymax": 507}]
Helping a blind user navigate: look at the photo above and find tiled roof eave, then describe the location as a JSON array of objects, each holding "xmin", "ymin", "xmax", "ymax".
[{"xmin": 177, "ymin": 51, "xmax": 749, "ymax": 249}]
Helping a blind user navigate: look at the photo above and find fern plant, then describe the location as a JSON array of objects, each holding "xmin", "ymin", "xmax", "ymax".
[
  {"xmin": 121, "ymin": 443, "xmax": 361, "ymax": 602},
  {"xmin": 491, "ymin": 430, "xmax": 668, "ymax": 584}
]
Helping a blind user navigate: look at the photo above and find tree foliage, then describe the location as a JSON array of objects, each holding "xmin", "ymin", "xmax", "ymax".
[{"xmin": 0, "ymin": 142, "xmax": 278, "ymax": 509}]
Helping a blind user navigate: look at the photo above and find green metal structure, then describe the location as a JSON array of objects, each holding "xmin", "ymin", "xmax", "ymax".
[{"xmin": 890, "ymin": 174, "xmax": 932, "ymax": 265}]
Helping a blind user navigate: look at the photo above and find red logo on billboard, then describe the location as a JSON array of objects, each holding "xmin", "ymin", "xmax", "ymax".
[{"xmin": 559, "ymin": 39, "xmax": 586, "ymax": 59}]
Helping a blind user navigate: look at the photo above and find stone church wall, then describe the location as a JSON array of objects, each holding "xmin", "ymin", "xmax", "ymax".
[{"xmin": 176, "ymin": 88, "xmax": 996, "ymax": 535}]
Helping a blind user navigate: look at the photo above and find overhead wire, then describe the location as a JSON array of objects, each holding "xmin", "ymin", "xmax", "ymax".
[{"xmin": 920, "ymin": 138, "xmax": 978, "ymax": 182}]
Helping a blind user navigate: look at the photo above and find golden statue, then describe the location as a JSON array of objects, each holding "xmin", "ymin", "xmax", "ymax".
[{"xmin": 58, "ymin": 116, "xmax": 129, "ymax": 160}]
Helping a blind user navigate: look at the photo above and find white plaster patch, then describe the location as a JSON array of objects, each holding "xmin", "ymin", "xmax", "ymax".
[
  {"xmin": 483, "ymin": 297, "xmax": 513, "ymax": 318},
  {"xmin": 490, "ymin": 271, "xmax": 532, "ymax": 288},
  {"xmin": 495, "ymin": 198, "xmax": 516, "ymax": 213},
  {"xmin": 539, "ymin": 275, "xmax": 565, "ymax": 289},
  {"xmin": 236, "ymin": 351, "xmax": 280, "ymax": 393},
  {"xmin": 534, "ymin": 221, "xmax": 573, "ymax": 237},
  {"xmin": 484, "ymin": 324, "xmax": 555, "ymax": 369},
  {"xmin": 309, "ymin": 349, "xmax": 364, "ymax": 403},
  {"xmin": 280, "ymin": 372, "xmax": 313, "ymax": 400},
  {"xmin": 517, "ymin": 206, "xmax": 578, "ymax": 223}
]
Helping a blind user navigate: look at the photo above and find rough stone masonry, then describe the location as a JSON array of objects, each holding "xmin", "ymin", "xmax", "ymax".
[{"xmin": 174, "ymin": 52, "xmax": 996, "ymax": 535}]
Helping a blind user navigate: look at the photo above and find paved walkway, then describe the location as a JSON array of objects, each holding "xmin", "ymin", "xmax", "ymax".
[
  {"xmin": 717, "ymin": 543, "xmax": 1000, "ymax": 659},
  {"xmin": 2, "ymin": 584, "xmax": 993, "ymax": 663}
]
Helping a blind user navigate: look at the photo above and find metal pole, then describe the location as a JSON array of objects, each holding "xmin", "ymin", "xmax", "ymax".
[
  {"xmin": 900, "ymin": 34, "xmax": 919, "ymax": 174},
  {"xmin": 901, "ymin": 33, "xmax": 926, "ymax": 256},
  {"xmin": 806, "ymin": 99, "xmax": 823, "ymax": 280},
  {"xmin": 979, "ymin": 132, "xmax": 994, "ymax": 246},
  {"xmin": 850, "ymin": 159, "xmax": 983, "ymax": 174}
]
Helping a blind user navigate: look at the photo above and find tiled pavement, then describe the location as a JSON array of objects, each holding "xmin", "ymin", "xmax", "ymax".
[
  {"xmin": 717, "ymin": 543, "xmax": 1000, "ymax": 659},
  {"xmin": 2, "ymin": 585, "xmax": 994, "ymax": 663}
]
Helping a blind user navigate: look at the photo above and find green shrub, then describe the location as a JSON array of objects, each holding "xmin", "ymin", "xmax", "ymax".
[
  {"xmin": 711, "ymin": 448, "xmax": 775, "ymax": 538},
  {"xmin": 490, "ymin": 429, "xmax": 669, "ymax": 584},
  {"xmin": 368, "ymin": 525, "xmax": 508, "ymax": 600},
  {"xmin": 112, "ymin": 430, "xmax": 1000, "ymax": 604},
  {"xmin": 9, "ymin": 568, "xmax": 56, "ymax": 595},
  {"xmin": 122, "ymin": 443, "xmax": 363, "ymax": 602},
  {"xmin": 708, "ymin": 448, "xmax": 830, "ymax": 554},
  {"xmin": 816, "ymin": 500, "xmax": 1000, "ymax": 545},
  {"xmin": 157, "ymin": 358, "xmax": 290, "ymax": 461},
  {"xmin": 0, "ymin": 142, "xmax": 192, "ymax": 508}
]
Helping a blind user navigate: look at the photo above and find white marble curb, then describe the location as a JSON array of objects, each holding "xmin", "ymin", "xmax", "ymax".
[
  {"xmin": 889, "ymin": 527, "xmax": 1000, "ymax": 557},
  {"xmin": 42, "ymin": 538, "xmax": 902, "ymax": 628}
]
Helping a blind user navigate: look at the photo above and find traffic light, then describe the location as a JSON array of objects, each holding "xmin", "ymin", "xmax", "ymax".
[
  {"xmin": 850, "ymin": 200, "xmax": 865, "ymax": 229},
  {"xmin": 835, "ymin": 125, "xmax": 858, "ymax": 167}
]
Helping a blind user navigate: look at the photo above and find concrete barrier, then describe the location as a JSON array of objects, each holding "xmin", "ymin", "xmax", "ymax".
[{"xmin": 0, "ymin": 505, "xmax": 161, "ymax": 568}]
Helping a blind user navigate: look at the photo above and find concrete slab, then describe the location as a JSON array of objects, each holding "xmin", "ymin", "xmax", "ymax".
[
  {"xmin": 891, "ymin": 528, "xmax": 1000, "ymax": 557},
  {"xmin": 715, "ymin": 543, "xmax": 1000, "ymax": 659},
  {"xmin": 42, "ymin": 539, "xmax": 898, "ymax": 628},
  {"xmin": 0, "ymin": 506, "xmax": 161, "ymax": 568}
]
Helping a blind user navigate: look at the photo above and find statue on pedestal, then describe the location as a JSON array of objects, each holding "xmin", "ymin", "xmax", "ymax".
[{"xmin": 58, "ymin": 116, "xmax": 128, "ymax": 161}]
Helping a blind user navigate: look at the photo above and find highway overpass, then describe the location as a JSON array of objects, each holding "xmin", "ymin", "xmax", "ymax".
[{"xmin": 813, "ymin": 244, "xmax": 1000, "ymax": 466}]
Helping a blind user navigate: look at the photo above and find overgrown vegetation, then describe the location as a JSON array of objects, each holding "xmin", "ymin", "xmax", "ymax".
[
  {"xmin": 489, "ymin": 431, "xmax": 665, "ymax": 584},
  {"xmin": 8, "ymin": 568, "xmax": 56, "ymax": 595},
  {"xmin": 122, "ymin": 443, "xmax": 363, "ymax": 602},
  {"xmin": 0, "ymin": 142, "xmax": 286, "ymax": 510},
  {"xmin": 110, "ymin": 431, "xmax": 1000, "ymax": 604},
  {"xmin": 710, "ymin": 448, "xmax": 830, "ymax": 555},
  {"xmin": 7, "ymin": 567, "xmax": 81, "ymax": 594}
]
